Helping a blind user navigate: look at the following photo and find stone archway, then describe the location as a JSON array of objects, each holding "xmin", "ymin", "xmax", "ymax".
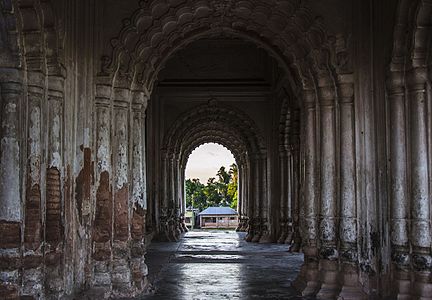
[{"xmin": 159, "ymin": 102, "xmax": 270, "ymax": 243}]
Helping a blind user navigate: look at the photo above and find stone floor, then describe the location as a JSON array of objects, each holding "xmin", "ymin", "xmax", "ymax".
[{"xmin": 139, "ymin": 230, "xmax": 311, "ymax": 299}]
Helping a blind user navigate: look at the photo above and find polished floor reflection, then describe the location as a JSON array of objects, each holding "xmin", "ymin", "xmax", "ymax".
[{"xmin": 142, "ymin": 230, "xmax": 308, "ymax": 299}]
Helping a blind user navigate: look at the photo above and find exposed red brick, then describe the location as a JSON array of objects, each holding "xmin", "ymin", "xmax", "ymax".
[
  {"xmin": 75, "ymin": 147, "xmax": 93, "ymax": 224},
  {"xmin": 0, "ymin": 221, "xmax": 21, "ymax": 248},
  {"xmin": 0, "ymin": 283, "xmax": 19, "ymax": 299},
  {"xmin": 93, "ymin": 247, "xmax": 111, "ymax": 261},
  {"xmin": 45, "ymin": 251, "xmax": 62, "ymax": 267},
  {"xmin": 131, "ymin": 206, "xmax": 145, "ymax": 241},
  {"xmin": 46, "ymin": 168, "xmax": 63, "ymax": 245},
  {"xmin": 24, "ymin": 183, "xmax": 42, "ymax": 250},
  {"xmin": 23, "ymin": 255, "xmax": 43, "ymax": 269},
  {"xmin": 93, "ymin": 171, "xmax": 112, "ymax": 243},
  {"xmin": 0, "ymin": 256, "xmax": 20, "ymax": 270},
  {"xmin": 114, "ymin": 186, "xmax": 129, "ymax": 241}
]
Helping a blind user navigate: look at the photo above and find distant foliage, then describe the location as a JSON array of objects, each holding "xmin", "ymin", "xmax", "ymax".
[{"xmin": 186, "ymin": 163, "xmax": 238, "ymax": 211}]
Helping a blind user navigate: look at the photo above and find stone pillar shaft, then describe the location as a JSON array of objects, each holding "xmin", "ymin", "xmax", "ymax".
[
  {"xmin": 319, "ymin": 92, "xmax": 338, "ymax": 255},
  {"xmin": 407, "ymin": 69, "xmax": 431, "ymax": 268},
  {"xmin": 44, "ymin": 75, "xmax": 65, "ymax": 295},
  {"xmin": 0, "ymin": 73, "xmax": 23, "ymax": 300},
  {"xmin": 303, "ymin": 90, "xmax": 318, "ymax": 249},
  {"xmin": 112, "ymin": 87, "xmax": 132, "ymax": 293},
  {"xmin": 339, "ymin": 79, "xmax": 358, "ymax": 254},
  {"xmin": 93, "ymin": 83, "xmax": 113, "ymax": 291}
]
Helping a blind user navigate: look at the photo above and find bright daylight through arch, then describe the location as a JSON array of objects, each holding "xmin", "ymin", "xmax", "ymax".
[{"xmin": 184, "ymin": 143, "xmax": 239, "ymax": 230}]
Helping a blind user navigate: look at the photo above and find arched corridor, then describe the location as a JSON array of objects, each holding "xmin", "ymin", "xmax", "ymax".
[{"xmin": 0, "ymin": 0, "xmax": 432, "ymax": 299}]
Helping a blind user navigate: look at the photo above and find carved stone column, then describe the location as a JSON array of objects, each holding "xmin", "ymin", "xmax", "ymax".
[
  {"xmin": 337, "ymin": 75, "xmax": 365, "ymax": 299},
  {"xmin": 92, "ymin": 82, "xmax": 113, "ymax": 295},
  {"xmin": 159, "ymin": 153, "xmax": 170, "ymax": 241},
  {"xmin": 44, "ymin": 75, "xmax": 66, "ymax": 296},
  {"xmin": 130, "ymin": 90, "xmax": 148, "ymax": 292},
  {"xmin": 259, "ymin": 153, "xmax": 272, "ymax": 243},
  {"xmin": 22, "ymin": 71, "xmax": 44, "ymax": 297},
  {"xmin": 387, "ymin": 71, "xmax": 410, "ymax": 298},
  {"xmin": 407, "ymin": 68, "xmax": 432, "ymax": 298},
  {"xmin": 293, "ymin": 89, "xmax": 319, "ymax": 296},
  {"xmin": 285, "ymin": 148, "xmax": 294, "ymax": 246},
  {"xmin": 111, "ymin": 87, "xmax": 132, "ymax": 295},
  {"xmin": 0, "ymin": 70, "xmax": 23, "ymax": 299},
  {"xmin": 236, "ymin": 164, "xmax": 243, "ymax": 231},
  {"xmin": 277, "ymin": 148, "xmax": 288, "ymax": 243},
  {"xmin": 316, "ymin": 81, "xmax": 340, "ymax": 299},
  {"xmin": 250, "ymin": 155, "xmax": 262, "ymax": 242},
  {"xmin": 246, "ymin": 155, "xmax": 259, "ymax": 242}
]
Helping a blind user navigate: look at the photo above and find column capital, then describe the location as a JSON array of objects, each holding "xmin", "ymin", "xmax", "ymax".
[
  {"xmin": 113, "ymin": 87, "xmax": 131, "ymax": 108},
  {"xmin": 406, "ymin": 67, "xmax": 428, "ymax": 91}
]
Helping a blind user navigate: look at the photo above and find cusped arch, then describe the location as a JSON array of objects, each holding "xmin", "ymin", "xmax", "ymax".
[
  {"xmin": 104, "ymin": 0, "xmax": 337, "ymax": 94},
  {"xmin": 390, "ymin": 0, "xmax": 432, "ymax": 74},
  {"xmin": 164, "ymin": 103, "xmax": 265, "ymax": 171},
  {"xmin": 180, "ymin": 129, "xmax": 248, "ymax": 170},
  {"xmin": 182, "ymin": 137, "xmax": 244, "ymax": 171}
]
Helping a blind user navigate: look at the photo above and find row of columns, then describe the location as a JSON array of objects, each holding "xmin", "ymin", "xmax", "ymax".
[
  {"xmin": 92, "ymin": 82, "xmax": 149, "ymax": 297},
  {"xmin": 388, "ymin": 68, "xmax": 432, "ymax": 298},
  {"xmin": 0, "ymin": 70, "xmax": 150, "ymax": 298},
  {"xmin": 292, "ymin": 75, "xmax": 366, "ymax": 299}
]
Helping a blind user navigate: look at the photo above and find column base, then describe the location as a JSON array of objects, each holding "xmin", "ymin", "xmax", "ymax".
[
  {"xmin": 316, "ymin": 259, "xmax": 341, "ymax": 299},
  {"xmin": 413, "ymin": 271, "xmax": 432, "ymax": 299},
  {"xmin": 284, "ymin": 231, "xmax": 294, "ymax": 245},
  {"xmin": 251, "ymin": 232, "xmax": 262, "ymax": 243},
  {"xmin": 245, "ymin": 231, "xmax": 254, "ymax": 242},
  {"xmin": 259, "ymin": 233, "xmax": 273, "ymax": 243},
  {"xmin": 293, "ymin": 262, "xmax": 320, "ymax": 296},
  {"xmin": 22, "ymin": 250, "xmax": 44, "ymax": 299},
  {"xmin": 277, "ymin": 231, "xmax": 287, "ymax": 244},
  {"xmin": 337, "ymin": 263, "xmax": 367, "ymax": 300},
  {"xmin": 391, "ymin": 269, "xmax": 411, "ymax": 299}
]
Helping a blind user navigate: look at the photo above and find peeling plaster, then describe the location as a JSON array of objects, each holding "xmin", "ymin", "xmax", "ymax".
[{"xmin": 0, "ymin": 137, "xmax": 20, "ymax": 221}]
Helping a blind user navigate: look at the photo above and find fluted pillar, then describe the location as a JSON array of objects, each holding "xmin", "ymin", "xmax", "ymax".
[
  {"xmin": 130, "ymin": 90, "xmax": 149, "ymax": 292},
  {"xmin": 44, "ymin": 75, "xmax": 66, "ymax": 295},
  {"xmin": 22, "ymin": 71, "xmax": 45, "ymax": 297},
  {"xmin": 112, "ymin": 87, "xmax": 132, "ymax": 295},
  {"xmin": 259, "ymin": 153, "xmax": 272, "ymax": 243},
  {"xmin": 293, "ymin": 89, "xmax": 319, "ymax": 296},
  {"xmin": 287, "ymin": 147, "xmax": 298, "ymax": 248},
  {"xmin": 246, "ymin": 156, "xmax": 260, "ymax": 242},
  {"xmin": 386, "ymin": 71, "xmax": 410, "ymax": 298},
  {"xmin": 277, "ymin": 148, "xmax": 288, "ymax": 243},
  {"xmin": 92, "ymin": 82, "xmax": 113, "ymax": 295},
  {"xmin": 316, "ymin": 81, "xmax": 340, "ymax": 299},
  {"xmin": 407, "ymin": 68, "xmax": 432, "ymax": 298},
  {"xmin": 337, "ymin": 75, "xmax": 365, "ymax": 299},
  {"xmin": 159, "ymin": 153, "xmax": 170, "ymax": 241},
  {"xmin": 0, "ymin": 70, "xmax": 23, "ymax": 299}
]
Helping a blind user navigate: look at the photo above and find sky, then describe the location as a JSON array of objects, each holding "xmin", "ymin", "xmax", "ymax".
[{"xmin": 185, "ymin": 143, "xmax": 236, "ymax": 183}]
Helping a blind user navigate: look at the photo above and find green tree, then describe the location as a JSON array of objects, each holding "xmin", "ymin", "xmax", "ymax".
[
  {"xmin": 227, "ymin": 164, "xmax": 238, "ymax": 209},
  {"xmin": 185, "ymin": 163, "xmax": 239, "ymax": 211}
]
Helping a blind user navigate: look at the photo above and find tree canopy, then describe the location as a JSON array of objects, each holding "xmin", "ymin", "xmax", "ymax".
[{"xmin": 186, "ymin": 163, "xmax": 238, "ymax": 211}]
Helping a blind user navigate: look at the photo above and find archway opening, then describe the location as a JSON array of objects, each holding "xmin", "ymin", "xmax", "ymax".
[{"xmin": 184, "ymin": 143, "xmax": 238, "ymax": 230}]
